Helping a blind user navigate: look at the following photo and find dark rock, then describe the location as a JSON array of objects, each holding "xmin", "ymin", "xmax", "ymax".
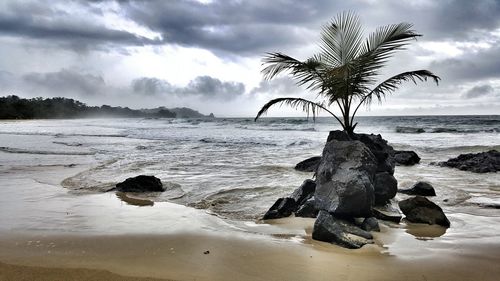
[
  {"xmin": 115, "ymin": 175, "xmax": 164, "ymax": 192},
  {"xmin": 361, "ymin": 217, "xmax": 380, "ymax": 232},
  {"xmin": 295, "ymin": 197, "xmax": 319, "ymax": 218},
  {"xmin": 326, "ymin": 130, "xmax": 352, "ymax": 142},
  {"xmin": 294, "ymin": 156, "xmax": 321, "ymax": 172},
  {"xmin": 312, "ymin": 211, "xmax": 373, "ymax": 249},
  {"xmin": 399, "ymin": 181, "xmax": 436, "ymax": 196},
  {"xmin": 353, "ymin": 133, "xmax": 396, "ymax": 175},
  {"xmin": 398, "ymin": 196, "xmax": 450, "ymax": 227},
  {"xmin": 291, "ymin": 179, "xmax": 316, "ymax": 207},
  {"xmin": 263, "ymin": 198, "xmax": 296, "ymax": 220},
  {"xmin": 394, "ymin": 150, "xmax": 421, "ymax": 166},
  {"xmin": 437, "ymin": 150, "xmax": 500, "ymax": 173},
  {"xmin": 372, "ymin": 204, "xmax": 402, "ymax": 223},
  {"xmin": 373, "ymin": 172, "xmax": 398, "ymax": 205},
  {"xmin": 315, "ymin": 140, "xmax": 377, "ymax": 217}
]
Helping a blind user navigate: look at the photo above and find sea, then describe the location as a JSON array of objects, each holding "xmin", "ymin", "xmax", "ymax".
[{"xmin": 0, "ymin": 115, "xmax": 499, "ymax": 225}]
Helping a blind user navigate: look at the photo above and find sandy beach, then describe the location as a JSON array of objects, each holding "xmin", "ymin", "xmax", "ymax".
[{"xmin": 1, "ymin": 164, "xmax": 500, "ymax": 281}]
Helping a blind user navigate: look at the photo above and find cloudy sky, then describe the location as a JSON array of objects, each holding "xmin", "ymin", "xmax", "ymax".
[{"xmin": 1, "ymin": 0, "xmax": 499, "ymax": 116}]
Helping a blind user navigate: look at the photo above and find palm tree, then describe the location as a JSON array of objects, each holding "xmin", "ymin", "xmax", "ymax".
[{"xmin": 255, "ymin": 12, "xmax": 440, "ymax": 135}]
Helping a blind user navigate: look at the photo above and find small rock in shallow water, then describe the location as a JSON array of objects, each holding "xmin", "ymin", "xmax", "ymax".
[
  {"xmin": 203, "ymin": 250, "xmax": 210, "ymax": 255},
  {"xmin": 399, "ymin": 181, "xmax": 436, "ymax": 196},
  {"xmin": 399, "ymin": 196, "xmax": 450, "ymax": 227},
  {"xmin": 263, "ymin": 198, "xmax": 296, "ymax": 220},
  {"xmin": 394, "ymin": 150, "xmax": 420, "ymax": 166},
  {"xmin": 115, "ymin": 175, "xmax": 164, "ymax": 192},
  {"xmin": 294, "ymin": 156, "xmax": 321, "ymax": 172}
]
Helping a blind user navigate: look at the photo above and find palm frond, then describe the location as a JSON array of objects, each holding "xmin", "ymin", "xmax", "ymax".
[{"xmin": 254, "ymin": 97, "xmax": 343, "ymax": 126}]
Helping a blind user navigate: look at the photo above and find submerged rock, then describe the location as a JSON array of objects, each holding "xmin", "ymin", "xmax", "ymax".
[
  {"xmin": 115, "ymin": 175, "xmax": 164, "ymax": 192},
  {"xmin": 399, "ymin": 196, "xmax": 450, "ymax": 227},
  {"xmin": 437, "ymin": 150, "xmax": 500, "ymax": 173},
  {"xmin": 294, "ymin": 156, "xmax": 321, "ymax": 172},
  {"xmin": 263, "ymin": 198, "xmax": 296, "ymax": 220},
  {"xmin": 312, "ymin": 211, "xmax": 373, "ymax": 249},
  {"xmin": 373, "ymin": 172, "xmax": 398, "ymax": 205},
  {"xmin": 295, "ymin": 197, "xmax": 318, "ymax": 218},
  {"xmin": 315, "ymin": 140, "xmax": 377, "ymax": 217},
  {"xmin": 394, "ymin": 150, "xmax": 421, "ymax": 166},
  {"xmin": 399, "ymin": 181, "xmax": 436, "ymax": 196}
]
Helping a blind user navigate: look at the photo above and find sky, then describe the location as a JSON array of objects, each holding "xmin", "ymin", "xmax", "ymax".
[{"xmin": 1, "ymin": 0, "xmax": 499, "ymax": 117}]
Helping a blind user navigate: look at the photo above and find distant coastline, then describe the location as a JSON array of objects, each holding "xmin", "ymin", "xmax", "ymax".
[{"xmin": 0, "ymin": 95, "xmax": 214, "ymax": 119}]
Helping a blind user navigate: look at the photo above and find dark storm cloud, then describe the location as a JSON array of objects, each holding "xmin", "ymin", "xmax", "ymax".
[
  {"xmin": 430, "ymin": 45, "xmax": 500, "ymax": 82},
  {"xmin": 0, "ymin": 1, "xmax": 163, "ymax": 51},
  {"xmin": 23, "ymin": 69, "xmax": 106, "ymax": 96},
  {"xmin": 132, "ymin": 76, "xmax": 245, "ymax": 100},
  {"xmin": 464, "ymin": 85, "xmax": 495, "ymax": 99}
]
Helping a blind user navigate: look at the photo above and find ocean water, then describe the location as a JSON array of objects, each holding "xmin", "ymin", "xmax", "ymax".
[{"xmin": 0, "ymin": 115, "xmax": 499, "ymax": 222}]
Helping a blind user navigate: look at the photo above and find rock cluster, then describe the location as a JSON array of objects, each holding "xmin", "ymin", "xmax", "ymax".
[
  {"xmin": 264, "ymin": 130, "xmax": 451, "ymax": 249},
  {"xmin": 437, "ymin": 150, "xmax": 500, "ymax": 173}
]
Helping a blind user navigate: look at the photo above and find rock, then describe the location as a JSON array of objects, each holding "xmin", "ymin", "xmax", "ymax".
[
  {"xmin": 373, "ymin": 172, "xmax": 398, "ymax": 205},
  {"xmin": 353, "ymin": 133, "xmax": 396, "ymax": 175},
  {"xmin": 315, "ymin": 140, "xmax": 377, "ymax": 217},
  {"xmin": 295, "ymin": 197, "xmax": 319, "ymax": 218},
  {"xmin": 263, "ymin": 198, "xmax": 296, "ymax": 220},
  {"xmin": 398, "ymin": 196, "xmax": 450, "ymax": 227},
  {"xmin": 437, "ymin": 150, "xmax": 500, "ymax": 173},
  {"xmin": 399, "ymin": 181, "xmax": 436, "ymax": 196},
  {"xmin": 291, "ymin": 179, "xmax": 316, "ymax": 207},
  {"xmin": 326, "ymin": 130, "xmax": 352, "ymax": 142},
  {"xmin": 312, "ymin": 211, "xmax": 373, "ymax": 249},
  {"xmin": 294, "ymin": 156, "xmax": 321, "ymax": 172},
  {"xmin": 372, "ymin": 204, "xmax": 402, "ymax": 223},
  {"xmin": 115, "ymin": 175, "xmax": 165, "ymax": 192},
  {"xmin": 394, "ymin": 150, "xmax": 421, "ymax": 166},
  {"xmin": 361, "ymin": 217, "xmax": 380, "ymax": 232}
]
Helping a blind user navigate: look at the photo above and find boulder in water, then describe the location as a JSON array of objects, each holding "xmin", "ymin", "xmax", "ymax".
[
  {"xmin": 372, "ymin": 204, "xmax": 402, "ymax": 223},
  {"xmin": 294, "ymin": 156, "xmax": 321, "ymax": 172},
  {"xmin": 399, "ymin": 181, "xmax": 436, "ymax": 196},
  {"xmin": 437, "ymin": 150, "xmax": 500, "ymax": 173},
  {"xmin": 315, "ymin": 139, "xmax": 377, "ymax": 217},
  {"xmin": 312, "ymin": 211, "xmax": 373, "ymax": 249},
  {"xmin": 373, "ymin": 172, "xmax": 398, "ymax": 205},
  {"xmin": 115, "ymin": 175, "xmax": 164, "ymax": 192},
  {"xmin": 394, "ymin": 150, "xmax": 421, "ymax": 166},
  {"xmin": 263, "ymin": 198, "xmax": 296, "ymax": 220},
  {"xmin": 398, "ymin": 196, "xmax": 450, "ymax": 227}
]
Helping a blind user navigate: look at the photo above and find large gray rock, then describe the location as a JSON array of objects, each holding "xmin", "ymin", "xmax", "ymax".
[
  {"xmin": 315, "ymin": 140, "xmax": 377, "ymax": 217},
  {"xmin": 399, "ymin": 181, "xmax": 436, "ymax": 196},
  {"xmin": 115, "ymin": 175, "xmax": 164, "ymax": 192},
  {"xmin": 437, "ymin": 150, "xmax": 500, "ymax": 173},
  {"xmin": 312, "ymin": 211, "xmax": 373, "ymax": 249},
  {"xmin": 294, "ymin": 156, "xmax": 321, "ymax": 172},
  {"xmin": 373, "ymin": 172, "xmax": 398, "ymax": 205},
  {"xmin": 394, "ymin": 150, "xmax": 421, "ymax": 166},
  {"xmin": 399, "ymin": 196, "xmax": 450, "ymax": 227},
  {"xmin": 263, "ymin": 197, "xmax": 296, "ymax": 220}
]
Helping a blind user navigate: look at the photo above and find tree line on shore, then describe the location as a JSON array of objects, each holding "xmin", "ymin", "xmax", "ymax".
[{"xmin": 0, "ymin": 95, "xmax": 210, "ymax": 119}]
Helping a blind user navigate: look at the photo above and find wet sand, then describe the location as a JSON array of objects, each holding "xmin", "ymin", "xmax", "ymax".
[{"xmin": 2, "ymin": 221, "xmax": 500, "ymax": 281}]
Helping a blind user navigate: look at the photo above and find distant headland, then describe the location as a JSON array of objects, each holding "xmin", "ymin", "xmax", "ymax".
[{"xmin": 0, "ymin": 95, "xmax": 214, "ymax": 119}]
